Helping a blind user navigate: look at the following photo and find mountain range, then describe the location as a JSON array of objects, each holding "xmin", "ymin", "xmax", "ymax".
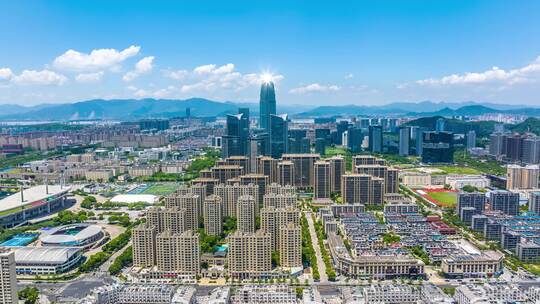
[{"xmin": 0, "ymin": 99, "xmax": 539, "ymax": 121}]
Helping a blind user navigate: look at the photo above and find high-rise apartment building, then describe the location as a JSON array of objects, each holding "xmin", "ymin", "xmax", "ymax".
[
  {"xmin": 165, "ymin": 193, "xmax": 199, "ymax": 231},
  {"xmin": 314, "ymin": 160, "xmax": 331, "ymax": 200},
  {"xmin": 490, "ymin": 190, "xmax": 520, "ymax": 216},
  {"xmin": 282, "ymin": 153, "xmax": 320, "ymax": 188},
  {"xmin": 529, "ymin": 192, "xmax": 540, "ymax": 215},
  {"xmin": 522, "ymin": 137, "xmax": 540, "ymax": 164},
  {"xmin": 0, "ymin": 249, "xmax": 17, "ymax": 304},
  {"xmin": 237, "ymin": 195, "xmax": 257, "ymax": 232},
  {"xmin": 227, "ymin": 230, "xmax": 272, "ymax": 279},
  {"xmin": 214, "ymin": 183, "xmax": 258, "ymax": 217},
  {"xmin": 457, "ymin": 192, "xmax": 486, "ymax": 225},
  {"xmin": 467, "ymin": 130, "xmax": 477, "ymax": 151},
  {"xmin": 263, "ymin": 193, "xmax": 297, "ymax": 209},
  {"xmin": 203, "ymin": 195, "xmax": 223, "ymax": 236},
  {"xmin": 132, "ymin": 224, "xmax": 157, "ymax": 267},
  {"xmin": 277, "ymin": 161, "xmax": 295, "ymax": 186},
  {"xmin": 146, "ymin": 207, "xmax": 186, "ymax": 234},
  {"xmin": 328, "ymin": 156, "xmax": 345, "ymax": 195},
  {"xmin": 288, "ymin": 129, "xmax": 310, "ymax": 153},
  {"xmin": 156, "ymin": 230, "xmax": 200, "ymax": 276},
  {"xmin": 239, "ymin": 174, "xmax": 268, "ymax": 207},
  {"xmin": 257, "ymin": 156, "xmax": 278, "ymax": 183},
  {"xmin": 211, "ymin": 165, "xmax": 243, "ymax": 184},
  {"xmin": 352, "ymin": 155, "xmax": 386, "ymax": 167},
  {"xmin": 260, "ymin": 206, "xmax": 300, "ymax": 251},
  {"xmin": 507, "ymin": 164, "xmax": 540, "ymax": 190},
  {"xmin": 341, "ymin": 174, "xmax": 370, "ymax": 205},
  {"xmin": 279, "ymin": 223, "xmax": 302, "ymax": 268},
  {"xmin": 266, "ymin": 183, "xmax": 296, "ymax": 195},
  {"xmin": 368, "ymin": 125, "xmax": 383, "ymax": 153}
]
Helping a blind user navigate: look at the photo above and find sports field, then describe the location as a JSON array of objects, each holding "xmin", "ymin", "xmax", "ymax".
[
  {"xmin": 141, "ymin": 183, "xmax": 179, "ymax": 196},
  {"xmin": 426, "ymin": 191, "xmax": 457, "ymax": 208},
  {"xmin": 435, "ymin": 166, "xmax": 481, "ymax": 175}
]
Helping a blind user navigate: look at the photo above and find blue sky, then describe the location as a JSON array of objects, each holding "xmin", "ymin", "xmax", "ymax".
[{"xmin": 1, "ymin": 0, "xmax": 539, "ymax": 106}]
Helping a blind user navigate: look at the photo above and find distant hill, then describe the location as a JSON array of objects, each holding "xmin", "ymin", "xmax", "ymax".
[
  {"xmin": 297, "ymin": 102, "xmax": 540, "ymax": 118},
  {"xmin": 509, "ymin": 118, "xmax": 540, "ymax": 135},
  {"xmin": 404, "ymin": 116, "xmax": 498, "ymax": 137}
]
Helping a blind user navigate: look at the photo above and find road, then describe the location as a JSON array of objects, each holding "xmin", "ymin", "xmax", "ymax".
[
  {"xmin": 305, "ymin": 211, "xmax": 328, "ymax": 283},
  {"xmin": 99, "ymin": 241, "xmax": 132, "ymax": 272}
]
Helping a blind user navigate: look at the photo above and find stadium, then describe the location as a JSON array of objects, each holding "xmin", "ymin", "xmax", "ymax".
[
  {"xmin": 12, "ymin": 247, "xmax": 83, "ymax": 275},
  {"xmin": 39, "ymin": 223, "xmax": 105, "ymax": 249},
  {"xmin": 0, "ymin": 184, "xmax": 72, "ymax": 228}
]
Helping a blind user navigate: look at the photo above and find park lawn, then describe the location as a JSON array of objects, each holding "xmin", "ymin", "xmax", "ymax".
[
  {"xmin": 142, "ymin": 183, "xmax": 179, "ymax": 196},
  {"xmin": 436, "ymin": 166, "xmax": 481, "ymax": 175},
  {"xmin": 524, "ymin": 264, "xmax": 540, "ymax": 276},
  {"xmin": 427, "ymin": 191, "xmax": 457, "ymax": 207},
  {"xmin": 325, "ymin": 146, "xmax": 349, "ymax": 157}
]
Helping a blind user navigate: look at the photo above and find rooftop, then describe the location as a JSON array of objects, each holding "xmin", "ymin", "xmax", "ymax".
[
  {"xmin": 0, "ymin": 185, "xmax": 71, "ymax": 213},
  {"xmin": 12, "ymin": 246, "xmax": 81, "ymax": 264}
]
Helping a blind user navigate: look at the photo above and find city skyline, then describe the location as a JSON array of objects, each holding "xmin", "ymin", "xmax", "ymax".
[{"xmin": 0, "ymin": 1, "xmax": 540, "ymax": 106}]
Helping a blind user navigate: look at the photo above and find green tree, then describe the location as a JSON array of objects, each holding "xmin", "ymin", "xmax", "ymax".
[{"xmin": 18, "ymin": 287, "xmax": 39, "ymax": 304}]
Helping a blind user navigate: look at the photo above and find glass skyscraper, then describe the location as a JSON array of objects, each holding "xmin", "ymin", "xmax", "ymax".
[{"xmin": 259, "ymin": 81, "xmax": 276, "ymax": 131}]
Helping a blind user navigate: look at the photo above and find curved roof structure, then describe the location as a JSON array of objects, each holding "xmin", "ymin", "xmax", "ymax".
[
  {"xmin": 40, "ymin": 223, "xmax": 103, "ymax": 245},
  {"xmin": 13, "ymin": 247, "xmax": 81, "ymax": 264}
]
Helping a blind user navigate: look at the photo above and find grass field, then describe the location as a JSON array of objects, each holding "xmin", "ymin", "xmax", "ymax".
[
  {"xmin": 141, "ymin": 183, "xmax": 179, "ymax": 196},
  {"xmin": 435, "ymin": 166, "xmax": 481, "ymax": 175},
  {"xmin": 426, "ymin": 191, "xmax": 457, "ymax": 207}
]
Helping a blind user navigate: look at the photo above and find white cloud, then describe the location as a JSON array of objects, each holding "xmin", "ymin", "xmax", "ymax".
[
  {"xmin": 123, "ymin": 56, "xmax": 155, "ymax": 82},
  {"xmin": 163, "ymin": 69, "xmax": 188, "ymax": 80},
  {"xmin": 415, "ymin": 55, "xmax": 540, "ymax": 87},
  {"xmin": 345, "ymin": 73, "xmax": 354, "ymax": 79},
  {"xmin": 128, "ymin": 85, "xmax": 176, "ymax": 99},
  {"xmin": 76, "ymin": 72, "xmax": 104, "ymax": 83},
  {"xmin": 12, "ymin": 70, "xmax": 67, "ymax": 86},
  {"xmin": 0, "ymin": 68, "xmax": 14, "ymax": 81},
  {"xmin": 53, "ymin": 45, "xmax": 140, "ymax": 72},
  {"xmin": 289, "ymin": 83, "xmax": 340, "ymax": 94}
]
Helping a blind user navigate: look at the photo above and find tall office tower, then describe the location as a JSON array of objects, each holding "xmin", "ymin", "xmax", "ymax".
[
  {"xmin": 435, "ymin": 118, "xmax": 446, "ymax": 132},
  {"xmin": 211, "ymin": 165, "xmax": 243, "ymax": 184},
  {"xmin": 315, "ymin": 138, "xmax": 327, "ymax": 155},
  {"xmin": 529, "ymin": 192, "xmax": 540, "ymax": 215},
  {"xmin": 352, "ymin": 155, "xmax": 385, "ymax": 167},
  {"xmin": 415, "ymin": 129, "xmax": 424, "ymax": 156},
  {"xmin": 146, "ymin": 207, "xmax": 186, "ymax": 234},
  {"xmin": 282, "ymin": 154, "xmax": 320, "ymax": 188},
  {"xmin": 257, "ymin": 156, "xmax": 278, "ymax": 183},
  {"xmin": 214, "ymin": 183, "xmax": 258, "ymax": 217},
  {"xmin": 314, "ymin": 161, "xmax": 331, "ymax": 200},
  {"xmin": 369, "ymin": 177, "xmax": 385, "ymax": 205},
  {"xmin": 222, "ymin": 109, "xmax": 249, "ymax": 158},
  {"xmin": 132, "ymin": 224, "xmax": 157, "ymax": 267},
  {"xmin": 239, "ymin": 173, "xmax": 268, "ymax": 207},
  {"xmin": 368, "ymin": 125, "xmax": 383, "ymax": 153},
  {"xmin": 261, "ymin": 207, "xmax": 300, "ymax": 251},
  {"xmin": 399, "ymin": 126, "xmax": 411, "ymax": 156},
  {"xmin": 237, "ymin": 195, "xmax": 257, "ymax": 232},
  {"xmin": 0, "ymin": 249, "xmax": 17, "ymax": 304},
  {"xmin": 489, "ymin": 132, "xmax": 506, "ymax": 157},
  {"xmin": 522, "ymin": 137, "xmax": 540, "ymax": 164},
  {"xmin": 421, "ymin": 131, "xmax": 454, "ymax": 163},
  {"xmin": 328, "ymin": 156, "xmax": 345, "ymax": 195},
  {"xmin": 279, "ymin": 223, "xmax": 302, "ymax": 268},
  {"xmin": 249, "ymin": 134, "xmax": 270, "ymax": 172},
  {"xmin": 269, "ymin": 114, "xmax": 289, "ymax": 158},
  {"xmin": 457, "ymin": 192, "xmax": 486, "ymax": 225},
  {"xmin": 165, "ymin": 193, "xmax": 199, "ymax": 231},
  {"xmin": 490, "ymin": 190, "xmax": 520, "ymax": 216},
  {"xmin": 315, "ymin": 128, "xmax": 331, "ymax": 144},
  {"xmin": 507, "ymin": 164, "xmax": 540, "ymax": 190},
  {"xmin": 347, "ymin": 127, "xmax": 364, "ymax": 153},
  {"xmin": 224, "ymin": 156, "xmax": 250, "ymax": 175},
  {"xmin": 341, "ymin": 174, "xmax": 371, "ymax": 205},
  {"xmin": 263, "ymin": 193, "xmax": 297, "ymax": 209},
  {"xmin": 156, "ymin": 230, "xmax": 200, "ymax": 276},
  {"xmin": 288, "ymin": 129, "xmax": 310, "ymax": 153},
  {"xmin": 259, "ymin": 80, "xmax": 277, "ymax": 131},
  {"xmin": 335, "ymin": 121, "xmax": 350, "ymax": 145},
  {"xmin": 277, "ymin": 161, "xmax": 295, "ymax": 186},
  {"xmin": 266, "ymin": 183, "xmax": 297, "ymax": 195},
  {"xmin": 203, "ymin": 195, "xmax": 223, "ymax": 236},
  {"xmin": 227, "ymin": 230, "xmax": 272, "ymax": 279},
  {"xmin": 466, "ymin": 130, "xmax": 477, "ymax": 151}
]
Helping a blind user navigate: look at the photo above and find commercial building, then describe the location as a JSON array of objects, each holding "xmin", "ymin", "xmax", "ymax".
[
  {"xmin": 232, "ymin": 285, "xmax": 296, "ymax": 304},
  {"xmin": 421, "ymin": 131, "xmax": 454, "ymax": 163},
  {"xmin": 489, "ymin": 190, "xmax": 519, "ymax": 216},
  {"xmin": 11, "ymin": 246, "xmax": 82, "ymax": 275},
  {"xmin": 441, "ymin": 251, "xmax": 504, "ymax": 278},
  {"xmin": 227, "ymin": 230, "xmax": 272, "ymax": 279},
  {"xmin": 259, "ymin": 80, "xmax": 277, "ymax": 131},
  {"xmin": 0, "ymin": 249, "xmax": 17, "ymax": 304},
  {"xmin": 445, "ymin": 175, "xmax": 490, "ymax": 190},
  {"xmin": 269, "ymin": 114, "xmax": 289, "ymax": 159},
  {"xmin": 399, "ymin": 126, "xmax": 411, "ymax": 156},
  {"xmin": 454, "ymin": 283, "xmax": 533, "ymax": 304},
  {"xmin": 79, "ymin": 284, "xmax": 196, "ymax": 304},
  {"xmin": 368, "ymin": 125, "xmax": 383, "ymax": 153},
  {"xmin": 0, "ymin": 184, "xmax": 71, "ymax": 228}
]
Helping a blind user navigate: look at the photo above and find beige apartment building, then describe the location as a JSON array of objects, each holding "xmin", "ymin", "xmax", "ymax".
[
  {"xmin": 236, "ymin": 195, "xmax": 257, "ymax": 233},
  {"xmin": 507, "ymin": 164, "xmax": 540, "ymax": 190},
  {"xmin": 277, "ymin": 161, "xmax": 295, "ymax": 187},
  {"xmin": 263, "ymin": 193, "xmax": 297, "ymax": 209},
  {"xmin": 214, "ymin": 183, "xmax": 258, "ymax": 217},
  {"xmin": 146, "ymin": 207, "xmax": 187, "ymax": 234},
  {"xmin": 132, "ymin": 224, "xmax": 157, "ymax": 267},
  {"xmin": 257, "ymin": 156, "xmax": 278, "ymax": 183},
  {"xmin": 156, "ymin": 230, "xmax": 200, "ymax": 276},
  {"xmin": 203, "ymin": 195, "xmax": 223, "ymax": 236},
  {"xmin": 261, "ymin": 206, "xmax": 300, "ymax": 251},
  {"xmin": 0, "ymin": 249, "xmax": 17, "ymax": 304},
  {"xmin": 266, "ymin": 183, "xmax": 296, "ymax": 195},
  {"xmin": 279, "ymin": 223, "xmax": 302, "ymax": 268},
  {"xmin": 227, "ymin": 230, "xmax": 272, "ymax": 279},
  {"xmin": 314, "ymin": 160, "xmax": 331, "ymax": 200},
  {"xmin": 165, "ymin": 193, "xmax": 199, "ymax": 231},
  {"xmin": 328, "ymin": 156, "xmax": 345, "ymax": 195}
]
